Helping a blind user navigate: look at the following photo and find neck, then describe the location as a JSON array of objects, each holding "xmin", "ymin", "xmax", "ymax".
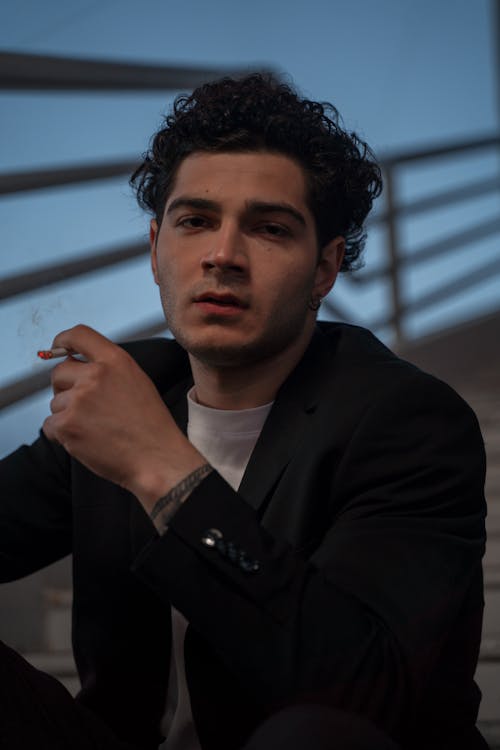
[{"xmin": 189, "ymin": 326, "xmax": 315, "ymax": 410}]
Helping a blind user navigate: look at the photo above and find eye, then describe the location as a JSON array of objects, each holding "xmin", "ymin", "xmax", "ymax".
[
  {"xmin": 178, "ymin": 215, "xmax": 210, "ymax": 229},
  {"xmin": 258, "ymin": 223, "xmax": 290, "ymax": 238}
]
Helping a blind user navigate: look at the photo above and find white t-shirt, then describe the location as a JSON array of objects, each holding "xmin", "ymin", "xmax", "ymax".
[{"xmin": 160, "ymin": 388, "xmax": 273, "ymax": 750}]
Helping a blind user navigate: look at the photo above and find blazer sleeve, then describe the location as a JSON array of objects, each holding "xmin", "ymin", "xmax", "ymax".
[
  {"xmin": 0, "ymin": 432, "xmax": 72, "ymax": 581},
  {"xmin": 0, "ymin": 338, "xmax": 181, "ymax": 584},
  {"xmin": 131, "ymin": 372, "xmax": 487, "ymax": 736}
]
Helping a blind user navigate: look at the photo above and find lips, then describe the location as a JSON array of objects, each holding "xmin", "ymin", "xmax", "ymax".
[{"xmin": 193, "ymin": 292, "xmax": 247, "ymax": 308}]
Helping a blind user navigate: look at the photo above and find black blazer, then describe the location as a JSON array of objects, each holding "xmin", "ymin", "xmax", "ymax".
[{"xmin": 0, "ymin": 323, "xmax": 488, "ymax": 750}]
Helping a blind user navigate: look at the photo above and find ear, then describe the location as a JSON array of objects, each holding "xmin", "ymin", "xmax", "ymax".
[
  {"xmin": 313, "ymin": 236, "xmax": 345, "ymax": 298},
  {"xmin": 150, "ymin": 219, "xmax": 160, "ymax": 285}
]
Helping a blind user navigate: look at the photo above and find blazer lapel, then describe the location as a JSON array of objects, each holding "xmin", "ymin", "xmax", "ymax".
[
  {"xmin": 130, "ymin": 325, "xmax": 348, "ymax": 540},
  {"xmin": 238, "ymin": 325, "xmax": 341, "ymax": 515}
]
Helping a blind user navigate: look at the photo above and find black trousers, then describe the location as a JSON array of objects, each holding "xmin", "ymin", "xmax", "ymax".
[{"xmin": 0, "ymin": 640, "xmax": 399, "ymax": 750}]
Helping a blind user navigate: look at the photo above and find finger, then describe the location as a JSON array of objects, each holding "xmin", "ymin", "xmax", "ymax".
[
  {"xmin": 49, "ymin": 391, "xmax": 71, "ymax": 414},
  {"xmin": 50, "ymin": 357, "xmax": 86, "ymax": 394},
  {"xmin": 42, "ymin": 413, "xmax": 59, "ymax": 444},
  {"xmin": 51, "ymin": 324, "xmax": 118, "ymax": 364}
]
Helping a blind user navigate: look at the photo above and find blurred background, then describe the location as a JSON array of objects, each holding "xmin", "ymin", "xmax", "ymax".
[{"xmin": 0, "ymin": 0, "xmax": 499, "ymax": 744}]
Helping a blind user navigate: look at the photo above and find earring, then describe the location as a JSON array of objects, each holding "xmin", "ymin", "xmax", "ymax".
[{"xmin": 308, "ymin": 295, "xmax": 322, "ymax": 312}]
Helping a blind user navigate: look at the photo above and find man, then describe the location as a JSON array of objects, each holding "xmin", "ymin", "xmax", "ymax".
[{"xmin": 0, "ymin": 74, "xmax": 488, "ymax": 750}]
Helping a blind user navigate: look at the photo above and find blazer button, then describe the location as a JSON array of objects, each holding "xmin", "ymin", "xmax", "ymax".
[
  {"xmin": 201, "ymin": 528, "xmax": 223, "ymax": 548},
  {"xmin": 239, "ymin": 558, "xmax": 260, "ymax": 574}
]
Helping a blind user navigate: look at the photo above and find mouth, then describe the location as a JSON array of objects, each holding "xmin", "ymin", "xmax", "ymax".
[
  {"xmin": 193, "ymin": 292, "xmax": 247, "ymax": 308},
  {"xmin": 193, "ymin": 291, "xmax": 248, "ymax": 317}
]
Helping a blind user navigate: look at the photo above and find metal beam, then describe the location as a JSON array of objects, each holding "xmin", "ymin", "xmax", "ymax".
[
  {"xmin": 0, "ymin": 241, "xmax": 149, "ymax": 302},
  {"xmin": 353, "ymin": 215, "xmax": 500, "ymax": 285},
  {"xmin": 0, "ymin": 370, "xmax": 54, "ymax": 411},
  {"xmin": 381, "ymin": 134, "xmax": 500, "ymax": 168},
  {"xmin": 370, "ymin": 254, "xmax": 500, "ymax": 330},
  {"xmin": 367, "ymin": 175, "xmax": 500, "ymax": 228},
  {"xmin": 0, "ymin": 160, "xmax": 138, "ymax": 195},
  {"xmin": 1, "ymin": 138, "xmax": 496, "ymax": 200},
  {"xmin": 0, "ymin": 51, "xmax": 255, "ymax": 92},
  {"xmin": 402, "ymin": 254, "xmax": 500, "ymax": 318}
]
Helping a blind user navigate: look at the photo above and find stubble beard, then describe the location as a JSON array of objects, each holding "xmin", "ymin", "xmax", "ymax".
[{"xmin": 159, "ymin": 286, "xmax": 314, "ymax": 370}]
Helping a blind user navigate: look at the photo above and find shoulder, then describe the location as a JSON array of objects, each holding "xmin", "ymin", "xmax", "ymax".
[
  {"xmin": 306, "ymin": 323, "xmax": 485, "ymax": 474},
  {"xmin": 314, "ymin": 327, "xmax": 486, "ymax": 536},
  {"xmin": 316, "ymin": 321, "xmax": 478, "ymax": 416}
]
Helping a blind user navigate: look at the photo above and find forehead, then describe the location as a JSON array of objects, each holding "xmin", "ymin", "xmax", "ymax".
[{"xmin": 166, "ymin": 151, "xmax": 311, "ymax": 215}]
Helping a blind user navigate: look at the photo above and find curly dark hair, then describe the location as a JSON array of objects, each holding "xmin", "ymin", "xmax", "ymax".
[{"xmin": 131, "ymin": 73, "xmax": 382, "ymax": 272}]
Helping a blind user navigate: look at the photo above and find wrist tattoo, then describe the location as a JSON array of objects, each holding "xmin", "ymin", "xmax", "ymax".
[{"xmin": 150, "ymin": 463, "xmax": 212, "ymax": 535}]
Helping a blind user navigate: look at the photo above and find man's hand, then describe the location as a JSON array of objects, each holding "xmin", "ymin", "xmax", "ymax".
[{"xmin": 42, "ymin": 324, "xmax": 206, "ymax": 513}]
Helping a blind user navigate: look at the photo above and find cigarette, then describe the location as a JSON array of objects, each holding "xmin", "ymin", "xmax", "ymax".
[{"xmin": 37, "ymin": 347, "xmax": 71, "ymax": 360}]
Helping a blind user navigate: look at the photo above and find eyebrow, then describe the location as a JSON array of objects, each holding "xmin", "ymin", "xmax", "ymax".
[
  {"xmin": 166, "ymin": 196, "xmax": 306, "ymax": 227},
  {"xmin": 247, "ymin": 201, "xmax": 306, "ymax": 227},
  {"xmin": 166, "ymin": 197, "xmax": 219, "ymax": 215}
]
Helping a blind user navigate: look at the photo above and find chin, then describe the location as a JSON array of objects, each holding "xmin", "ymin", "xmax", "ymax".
[
  {"xmin": 168, "ymin": 304, "xmax": 314, "ymax": 368},
  {"xmin": 182, "ymin": 337, "xmax": 261, "ymax": 368},
  {"xmin": 178, "ymin": 327, "xmax": 310, "ymax": 369}
]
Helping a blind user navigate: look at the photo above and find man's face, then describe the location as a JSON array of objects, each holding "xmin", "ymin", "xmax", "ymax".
[{"xmin": 150, "ymin": 150, "xmax": 342, "ymax": 368}]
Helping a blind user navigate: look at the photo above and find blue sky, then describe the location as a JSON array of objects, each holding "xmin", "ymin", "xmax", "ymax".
[{"xmin": 0, "ymin": 0, "xmax": 498, "ymax": 455}]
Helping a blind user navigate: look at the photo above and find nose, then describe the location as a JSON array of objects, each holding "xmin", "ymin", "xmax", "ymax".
[{"xmin": 200, "ymin": 223, "xmax": 248, "ymax": 274}]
